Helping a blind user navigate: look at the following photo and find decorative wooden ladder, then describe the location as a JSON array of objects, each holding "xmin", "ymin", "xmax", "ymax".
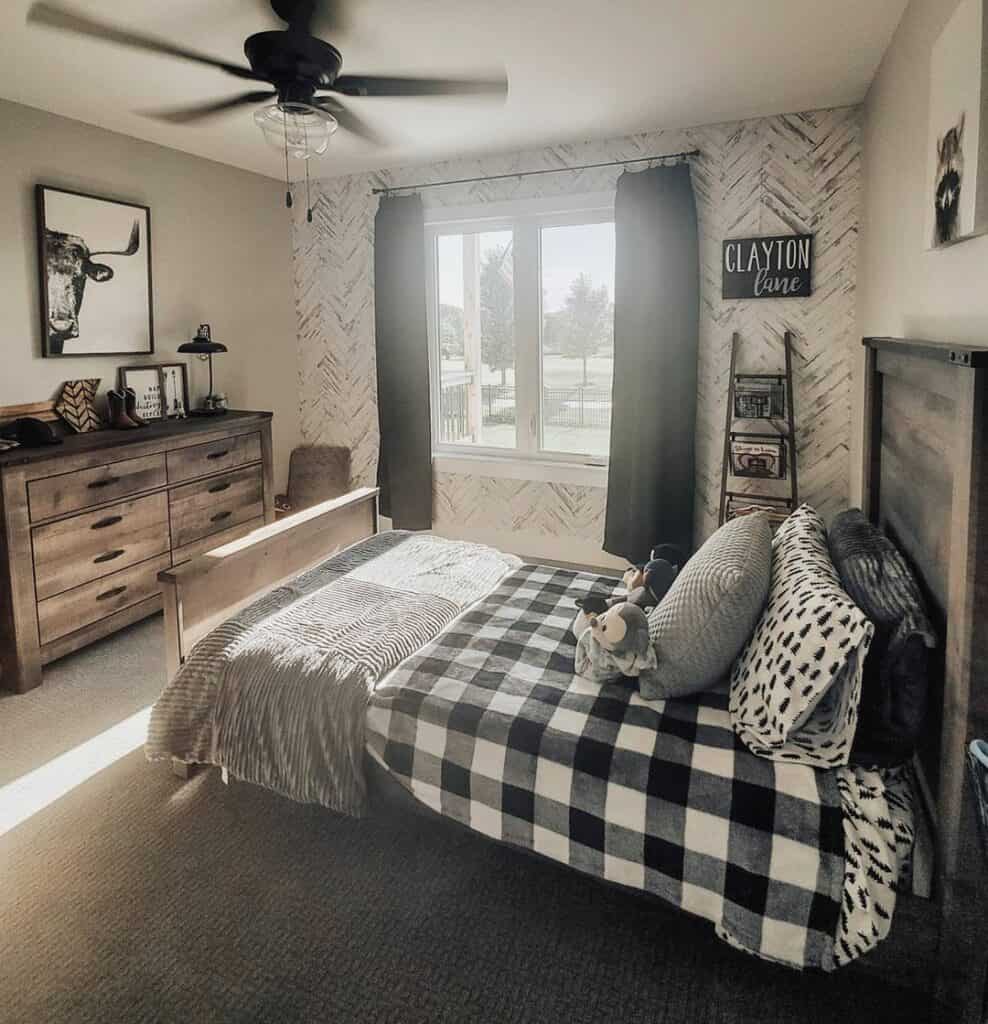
[{"xmin": 718, "ymin": 331, "xmax": 799, "ymax": 527}]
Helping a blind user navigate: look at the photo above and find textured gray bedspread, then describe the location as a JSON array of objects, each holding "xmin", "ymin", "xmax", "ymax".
[{"xmin": 146, "ymin": 531, "xmax": 520, "ymax": 816}]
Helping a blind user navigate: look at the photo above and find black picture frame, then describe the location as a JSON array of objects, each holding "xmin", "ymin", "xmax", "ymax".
[
  {"xmin": 37, "ymin": 184, "xmax": 154, "ymax": 358},
  {"xmin": 158, "ymin": 363, "xmax": 190, "ymax": 419}
]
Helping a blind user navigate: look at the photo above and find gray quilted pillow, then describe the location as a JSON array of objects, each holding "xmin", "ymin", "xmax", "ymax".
[{"xmin": 642, "ymin": 514, "xmax": 772, "ymax": 700}]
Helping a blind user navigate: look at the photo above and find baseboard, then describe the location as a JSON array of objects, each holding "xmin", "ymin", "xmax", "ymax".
[{"xmin": 514, "ymin": 554, "xmax": 624, "ymax": 577}]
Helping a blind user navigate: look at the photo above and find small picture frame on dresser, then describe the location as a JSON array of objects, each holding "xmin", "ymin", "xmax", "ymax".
[
  {"xmin": 159, "ymin": 363, "xmax": 189, "ymax": 419},
  {"xmin": 119, "ymin": 366, "xmax": 164, "ymax": 421}
]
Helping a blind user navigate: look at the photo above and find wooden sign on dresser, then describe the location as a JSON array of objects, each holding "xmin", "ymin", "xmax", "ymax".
[{"xmin": 0, "ymin": 411, "xmax": 274, "ymax": 693}]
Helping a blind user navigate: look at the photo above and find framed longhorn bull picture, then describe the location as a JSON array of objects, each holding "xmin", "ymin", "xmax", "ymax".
[{"xmin": 36, "ymin": 185, "xmax": 153, "ymax": 357}]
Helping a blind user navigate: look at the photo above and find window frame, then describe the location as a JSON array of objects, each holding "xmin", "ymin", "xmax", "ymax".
[{"xmin": 424, "ymin": 192, "xmax": 615, "ymax": 468}]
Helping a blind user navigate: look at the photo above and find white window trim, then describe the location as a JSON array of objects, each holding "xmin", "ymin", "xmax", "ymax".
[
  {"xmin": 433, "ymin": 451, "xmax": 608, "ymax": 487},
  {"xmin": 425, "ymin": 191, "xmax": 616, "ymax": 472}
]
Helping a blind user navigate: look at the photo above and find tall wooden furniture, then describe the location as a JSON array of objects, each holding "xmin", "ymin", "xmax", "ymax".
[
  {"xmin": 0, "ymin": 411, "xmax": 274, "ymax": 694},
  {"xmin": 718, "ymin": 330, "xmax": 799, "ymax": 526},
  {"xmin": 861, "ymin": 338, "xmax": 988, "ymax": 1024}
]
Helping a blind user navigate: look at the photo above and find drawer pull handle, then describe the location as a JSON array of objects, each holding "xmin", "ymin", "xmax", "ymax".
[
  {"xmin": 210, "ymin": 510, "xmax": 233, "ymax": 523},
  {"xmin": 96, "ymin": 585, "xmax": 127, "ymax": 602},
  {"xmin": 88, "ymin": 476, "xmax": 119, "ymax": 490},
  {"xmin": 207, "ymin": 450, "xmax": 230, "ymax": 461},
  {"xmin": 208, "ymin": 481, "xmax": 231, "ymax": 494},
  {"xmin": 94, "ymin": 549, "xmax": 125, "ymax": 564},
  {"xmin": 91, "ymin": 515, "xmax": 123, "ymax": 530}
]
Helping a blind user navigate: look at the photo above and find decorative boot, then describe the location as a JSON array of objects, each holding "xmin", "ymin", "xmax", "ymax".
[
  {"xmin": 123, "ymin": 387, "xmax": 150, "ymax": 427},
  {"xmin": 107, "ymin": 390, "xmax": 139, "ymax": 430}
]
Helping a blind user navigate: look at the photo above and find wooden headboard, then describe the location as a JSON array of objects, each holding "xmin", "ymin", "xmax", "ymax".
[{"xmin": 861, "ymin": 337, "xmax": 987, "ymax": 1023}]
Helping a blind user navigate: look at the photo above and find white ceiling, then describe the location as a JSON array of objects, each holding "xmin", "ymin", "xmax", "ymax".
[{"xmin": 0, "ymin": 0, "xmax": 907, "ymax": 182}]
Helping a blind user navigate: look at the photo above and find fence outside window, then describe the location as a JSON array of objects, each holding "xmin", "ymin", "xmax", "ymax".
[{"xmin": 438, "ymin": 382, "xmax": 612, "ymax": 443}]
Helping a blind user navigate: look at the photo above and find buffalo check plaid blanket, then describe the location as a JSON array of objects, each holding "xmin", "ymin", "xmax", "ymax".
[{"xmin": 366, "ymin": 564, "xmax": 847, "ymax": 971}]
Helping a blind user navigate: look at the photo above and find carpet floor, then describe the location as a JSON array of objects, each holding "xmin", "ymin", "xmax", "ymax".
[{"xmin": 0, "ymin": 617, "xmax": 934, "ymax": 1024}]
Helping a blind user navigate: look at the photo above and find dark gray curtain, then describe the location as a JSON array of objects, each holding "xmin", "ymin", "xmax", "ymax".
[
  {"xmin": 604, "ymin": 164, "xmax": 699, "ymax": 562},
  {"xmin": 374, "ymin": 194, "xmax": 432, "ymax": 529}
]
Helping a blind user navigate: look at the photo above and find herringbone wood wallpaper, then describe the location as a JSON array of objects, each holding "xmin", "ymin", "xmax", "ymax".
[{"xmin": 293, "ymin": 106, "xmax": 860, "ymax": 557}]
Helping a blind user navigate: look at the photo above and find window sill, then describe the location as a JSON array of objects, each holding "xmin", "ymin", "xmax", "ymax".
[{"xmin": 432, "ymin": 452, "xmax": 608, "ymax": 487}]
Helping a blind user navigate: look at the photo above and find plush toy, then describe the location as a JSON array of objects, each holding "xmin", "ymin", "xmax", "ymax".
[
  {"xmin": 622, "ymin": 543, "xmax": 685, "ymax": 591},
  {"xmin": 575, "ymin": 602, "xmax": 659, "ymax": 685},
  {"xmin": 625, "ymin": 561, "xmax": 678, "ymax": 610},
  {"xmin": 573, "ymin": 591, "xmax": 610, "ymax": 640},
  {"xmin": 571, "ymin": 545, "xmax": 683, "ymax": 642},
  {"xmin": 572, "ymin": 557, "xmax": 679, "ymax": 640}
]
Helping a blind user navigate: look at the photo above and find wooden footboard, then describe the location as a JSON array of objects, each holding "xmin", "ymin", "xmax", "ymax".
[{"xmin": 158, "ymin": 487, "xmax": 379, "ymax": 680}]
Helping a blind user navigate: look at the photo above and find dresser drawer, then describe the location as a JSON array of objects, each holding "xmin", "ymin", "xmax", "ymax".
[
  {"xmin": 167, "ymin": 432, "xmax": 262, "ymax": 485},
  {"xmin": 27, "ymin": 453, "xmax": 167, "ymax": 522},
  {"xmin": 171, "ymin": 515, "xmax": 265, "ymax": 567},
  {"xmin": 169, "ymin": 465, "xmax": 264, "ymax": 549},
  {"xmin": 36, "ymin": 553, "xmax": 171, "ymax": 646},
  {"xmin": 32, "ymin": 492, "xmax": 170, "ymax": 601}
]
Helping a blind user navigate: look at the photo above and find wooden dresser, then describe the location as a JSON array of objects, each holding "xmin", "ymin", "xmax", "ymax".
[{"xmin": 0, "ymin": 411, "xmax": 274, "ymax": 693}]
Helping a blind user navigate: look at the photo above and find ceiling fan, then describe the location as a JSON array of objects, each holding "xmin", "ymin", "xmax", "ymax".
[{"xmin": 27, "ymin": 0, "xmax": 508, "ymax": 203}]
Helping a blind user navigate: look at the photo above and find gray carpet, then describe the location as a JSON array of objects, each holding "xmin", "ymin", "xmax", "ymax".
[
  {"xmin": 0, "ymin": 618, "xmax": 933, "ymax": 1024},
  {"xmin": 0, "ymin": 615, "xmax": 166, "ymax": 787}
]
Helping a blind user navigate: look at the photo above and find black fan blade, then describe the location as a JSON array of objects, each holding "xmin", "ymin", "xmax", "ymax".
[
  {"xmin": 328, "ymin": 73, "xmax": 508, "ymax": 98},
  {"xmin": 270, "ymin": 0, "xmax": 346, "ymax": 36},
  {"xmin": 142, "ymin": 92, "xmax": 277, "ymax": 124},
  {"xmin": 313, "ymin": 97, "xmax": 383, "ymax": 145},
  {"xmin": 27, "ymin": 3, "xmax": 261, "ymax": 80}
]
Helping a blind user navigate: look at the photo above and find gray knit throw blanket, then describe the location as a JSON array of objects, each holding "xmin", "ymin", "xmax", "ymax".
[{"xmin": 146, "ymin": 531, "xmax": 520, "ymax": 816}]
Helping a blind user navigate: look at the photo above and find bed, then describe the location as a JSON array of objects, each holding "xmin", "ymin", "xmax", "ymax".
[{"xmin": 149, "ymin": 337, "xmax": 988, "ymax": 1020}]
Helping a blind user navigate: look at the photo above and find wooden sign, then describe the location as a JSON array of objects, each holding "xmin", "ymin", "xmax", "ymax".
[{"xmin": 722, "ymin": 234, "xmax": 813, "ymax": 299}]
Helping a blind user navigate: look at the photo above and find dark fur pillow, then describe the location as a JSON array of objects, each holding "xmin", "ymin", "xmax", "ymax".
[{"xmin": 827, "ymin": 509, "xmax": 937, "ymax": 767}]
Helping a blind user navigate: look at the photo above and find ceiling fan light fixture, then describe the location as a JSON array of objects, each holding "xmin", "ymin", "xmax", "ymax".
[{"xmin": 253, "ymin": 101, "xmax": 337, "ymax": 159}]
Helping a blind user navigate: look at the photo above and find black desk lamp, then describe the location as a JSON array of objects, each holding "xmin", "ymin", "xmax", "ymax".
[{"xmin": 178, "ymin": 324, "xmax": 228, "ymax": 416}]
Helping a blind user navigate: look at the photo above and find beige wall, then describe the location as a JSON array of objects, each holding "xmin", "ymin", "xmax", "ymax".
[
  {"xmin": 856, "ymin": 0, "xmax": 988, "ymax": 502},
  {"xmin": 0, "ymin": 99, "xmax": 299, "ymax": 490}
]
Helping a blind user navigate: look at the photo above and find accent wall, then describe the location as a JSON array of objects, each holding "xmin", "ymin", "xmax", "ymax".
[{"xmin": 294, "ymin": 106, "xmax": 861, "ymax": 565}]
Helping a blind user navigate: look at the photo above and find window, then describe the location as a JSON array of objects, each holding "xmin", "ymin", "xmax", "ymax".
[
  {"xmin": 426, "ymin": 194, "xmax": 615, "ymax": 465},
  {"xmin": 540, "ymin": 222, "xmax": 615, "ymax": 457},
  {"xmin": 435, "ymin": 230, "xmax": 516, "ymax": 450}
]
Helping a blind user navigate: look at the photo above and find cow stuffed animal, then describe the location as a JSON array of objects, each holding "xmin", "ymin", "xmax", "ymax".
[
  {"xmin": 575, "ymin": 602, "xmax": 658, "ymax": 687},
  {"xmin": 571, "ymin": 555, "xmax": 679, "ymax": 641}
]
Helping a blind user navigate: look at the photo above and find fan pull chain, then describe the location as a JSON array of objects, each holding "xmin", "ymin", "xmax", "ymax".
[
  {"xmin": 304, "ymin": 124, "xmax": 313, "ymax": 223},
  {"xmin": 305, "ymin": 160, "xmax": 313, "ymax": 223},
  {"xmin": 284, "ymin": 115, "xmax": 293, "ymax": 209}
]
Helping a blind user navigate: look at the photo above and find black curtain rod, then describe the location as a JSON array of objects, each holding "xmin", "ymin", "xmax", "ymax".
[{"xmin": 370, "ymin": 149, "xmax": 700, "ymax": 196}]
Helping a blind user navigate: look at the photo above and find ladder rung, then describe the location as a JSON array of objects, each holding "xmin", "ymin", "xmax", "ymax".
[
  {"xmin": 730, "ymin": 430, "xmax": 789, "ymax": 441},
  {"xmin": 724, "ymin": 492, "xmax": 794, "ymax": 505}
]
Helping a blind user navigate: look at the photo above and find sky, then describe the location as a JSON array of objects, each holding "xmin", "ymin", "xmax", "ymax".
[{"xmin": 437, "ymin": 221, "xmax": 616, "ymax": 313}]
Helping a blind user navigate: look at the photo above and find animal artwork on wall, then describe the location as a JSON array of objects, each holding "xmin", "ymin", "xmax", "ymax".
[
  {"xmin": 36, "ymin": 185, "xmax": 153, "ymax": 357},
  {"xmin": 927, "ymin": 0, "xmax": 988, "ymax": 248}
]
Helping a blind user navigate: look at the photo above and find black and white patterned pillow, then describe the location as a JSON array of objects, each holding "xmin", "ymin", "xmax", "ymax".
[{"xmin": 729, "ymin": 504, "xmax": 874, "ymax": 769}]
